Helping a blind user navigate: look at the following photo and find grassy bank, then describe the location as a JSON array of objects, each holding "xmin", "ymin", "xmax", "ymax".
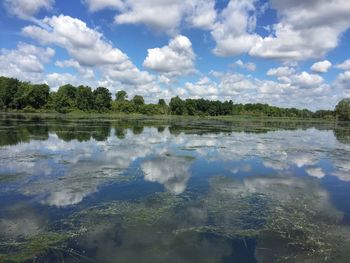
[{"xmin": 0, "ymin": 110, "xmax": 339, "ymax": 124}]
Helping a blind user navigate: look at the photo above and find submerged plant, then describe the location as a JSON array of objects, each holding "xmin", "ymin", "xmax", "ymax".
[{"xmin": 1, "ymin": 175, "xmax": 350, "ymax": 262}]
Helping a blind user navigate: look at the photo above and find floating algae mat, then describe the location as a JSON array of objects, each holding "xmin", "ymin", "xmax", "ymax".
[{"xmin": 1, "ymin": 114, "xmax": 350, "ymax": 262}]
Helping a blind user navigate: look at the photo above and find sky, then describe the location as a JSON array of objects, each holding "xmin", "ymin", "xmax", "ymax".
[{"xmin": 0, "ymin": 0, "xmax": 350, "ymax": 110}]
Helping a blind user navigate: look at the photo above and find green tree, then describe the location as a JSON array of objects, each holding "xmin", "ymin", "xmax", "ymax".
[
  {"xmin": 94, "ymin": 87, "xmax": 112, "ymax": 112},
  {"xmin": 185, "ymin": 99, "xmax": 197, "ymax": 115},
  {"xmin": 112, "ymin": 100, "xmax": 136, "ymax": 113},
  {"xmin": 116, "ymin": 90, "xmax": 128, "ymax": 101},
  {"xmin": 76, "ymin": 85, "xmax": 94, "ymax": 111},
  {"xmin": 335, "ymin": 99, "xmax": 350, "ymax": 121},
  {"xmin": 158, "ymin": 99, "xmax": 169, "ymax": 114},
  {"xmin": 158, "ymin": 99, "xmax": 166, "ymax": 106},
  {"xmin": 53, "ymin": 84, "xmax": 77, "ymax": 113},
  {"xmin": 13, "ymin": 82, "xmax": 31, "ymax": 109},
  {"xmin": 0, "ymin": 76, "xmax": 19, "ymax": 109},
  {"xmin": 132, "ymin": 95, "xmax": 145, "ymax": 107},
  {"xmin": 27, "ymin": 84, "xmax": 50, "ymax": 109},
  {"xmin": 170, "ymin": 96, "xmax": 186, "ymax": 115}
]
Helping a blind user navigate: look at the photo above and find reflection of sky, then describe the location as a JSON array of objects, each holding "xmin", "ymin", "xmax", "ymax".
[
  {"xmin": 0, "ymin": 203, "xmax": 45, "ymax": 239},
  {"xmin": 141, "ymin": 155, "xmax": 192, "ymax": 194},
  {"xmin": 208, "ymin": 175, "xmax": 343, "ymax": 222},
  {"xmin": 1, "ymin": 126, "xmax": 350, "ymax": 208}
]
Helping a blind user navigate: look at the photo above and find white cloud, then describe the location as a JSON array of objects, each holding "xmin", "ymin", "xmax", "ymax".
[
  {"xmin": 291, "ymin": 71, "xmax": 324, "ymax": 88},
  {"xmin": 44, "ymin": 73, "xmax": 79, "ymax": 90},
  {"xmin": 22, "ymin": 14, "xmax": 160, "ymax": 97},
  {"xmin": 82, "ymin": 0, "xmax": 350, "ymax": 63},
  {"xmin": 336, "ymin": 59, "xmax": 350, "ymax": 71},
  {"xmin": 175, "ymin": 68, "xmax": 337, "ymax": 110},
  {"xmin": 250, "ymin": 0, "xmax": 350, "ymax": 60},
  {"xmin": 83, "ymin": 0, "xmax": 123, "ymax": 12},
  {"xmin": 55, "ymin": 59, "xmax": 95, "ymax": 80},
  {"xmin": 234, "ymin": 60, "xmax": 256, "ymax": 72},
  {"xmin": 183, "ymin": 77, "xmax": 219, "ymax": 99},
  {"xmin": 186, "ymin": 0, "xmax": 217, "ymax": 30},
  {"xmin": 115, "ymin": 1, "xmax": 185, "ymax": 34},
  {"xmin": 143, "ymin": 35, "xmax": 196, "ymax": 78},
  {"xmin": 337, "ymin": 71, "xmax": 350, "ymax": 84},
  {"xmin": 22, "ymin": 15, "xmax": 129, "ymax": 67},
  {"xmin": 311, "ymin": 60, "xmax": 332, "ymax": 73},
  {"xmin": 211, "ymin": 0, "xmax": 260, "ymax": 56},
  {"xmin": 267, "ymin": 66, "xmax": 295, "ymax": 77},
  {"xmin": 84, "ymin": 0, "xmax": 217, "ymax": 33},
  {"xmin": 334, "ymin": 71, "xmax": 350, "ymax": 98},
  {"xmin": 103, "ymin": 61, "xmax": 155, "ymax": 86},
  {"xmin": 290, "ymin": 71, "xmax": 324, "ymax": 89},
  {"xmin": 0, "ymin": 43, "xmax": 54, "ymax": 83},
  {"xmin": 4, "ymin": 0, "xmax": 54, "ymax": 19}
]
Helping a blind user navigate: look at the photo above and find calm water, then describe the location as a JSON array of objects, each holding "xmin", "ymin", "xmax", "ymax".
[{"xmin": 1, "ymin": 114, "xmax": 350, "ymax": 262}]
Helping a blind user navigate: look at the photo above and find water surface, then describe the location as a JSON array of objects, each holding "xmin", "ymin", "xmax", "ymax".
[{"xmin": 1, "ymin": 114, "xmax": 350, "ymax": 262}]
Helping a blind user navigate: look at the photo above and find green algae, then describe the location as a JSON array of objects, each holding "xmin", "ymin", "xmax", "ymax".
[
  {"xmin": 0, "ymin": 232, "xmax": 76, "ymax": 262},
  {"xmin": 1, "ymin": 176, "xmax": 350, "ymax": 262},
  {"xmin": 66, "ymin": 176, "xmax": 350, "ymax": 262}
]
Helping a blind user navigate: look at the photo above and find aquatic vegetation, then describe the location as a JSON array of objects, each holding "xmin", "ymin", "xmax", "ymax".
[
  {"xmin": 2, "ymin": 116, "xmax": 350, "ymax": 262},
  {"xmin": 1, "ymin": 176, "xmax": 350, "ymax": 262},
  {"xmin": 57, "ymin": 176, "xmax": 350, "ymax": 262},
  {"xmin": 0, "ymin": 231, "xmax": 94, "ymax": 262}
]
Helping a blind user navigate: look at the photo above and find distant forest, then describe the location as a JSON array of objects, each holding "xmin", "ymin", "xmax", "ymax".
[{"xmin": 0, "ymin": 76, "xmax": 349, "ymax": 120}]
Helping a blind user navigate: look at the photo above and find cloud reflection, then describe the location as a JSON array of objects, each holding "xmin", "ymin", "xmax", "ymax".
[{"xmin": 141, "ymin": 155, "xmax": 193, "ymax": 194}]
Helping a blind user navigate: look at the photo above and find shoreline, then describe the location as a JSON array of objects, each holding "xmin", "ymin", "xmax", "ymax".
[{"xmin": 0, "ymin": 110, "xmax": 341, "ymax": 124}]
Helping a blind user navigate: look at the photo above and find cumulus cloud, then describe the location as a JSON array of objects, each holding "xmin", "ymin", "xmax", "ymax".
[
  {"xmin": 55, "ymin": 59, "xmax": 95, "ymax": 80},
  {"xmin": 337, "ymin": 71, "xmax": 350, "ymax": 84},
  {"xmin": 334, "ymin": 71, "xmax": 350, "ymax": 98},
  {"xmin": 250, "ymin": 0, "xmax": 350, "ymax": 60},
  {"xmin": 267, "ymin": 66, "xmax": 295, "ymax": 77},
  {"xmin": 182, "ymin": 77, "xmax": 219, "ymax": 99},
  {"xmin": 143, "ymin": 35, "xmax": 196, "ymax": 78},
  {"xmin": 114, "ymin": 1, "xmax": 187, "ymax": 34},
  {"xmin": 84, "ymin": 0, "xmax": 217, "ymax": 33},
  {"xmin": 336, "ymin": 59, "xmax": 350, "ymax": 71},
  {"xmin": 83, "ymin": 0, "xmax": 123, "ymax": 12},
  {"xmin": 233, "ymin": 60, "xmax": 256, "ymax": 72},
  {"xmin": 176, "ymin": 67, "xmax": 336, "ymax": 110},
  {"xmin": 186, "ymin": 0, "xmax": 217, "ymax": 30},
  {"xmin": 112, "ymin": 0, "xmax": 215, "ymax": 34},
  {"xmin": 82, "ymin": 0, "xmax": 350, "ymax": 63},
  {"xmin": 211, "ymin": 0, "xmax": 260, "ymax": 56},
  {"xmin": 290, "ymin": 71, "xmax": 324, "ymax": 89},
  {"xmin": 45, "ymin": 72, "xmax": 81, "ymax": 90},
  {"xmin": 0, "ymin": 43, "xmax": 54, "ymax": 82},
  {"xmin": 311, "ymin": 60, "xmax": 332, "ymax": 73},
  {"xmin": 22, "ymin": 14, "xmax": 159, "ymax": 97},
  {"xmin": 4, "ymin": 0, "xmax": 54, "ymax": 19},
  {"xmin": 22, "ymin": 15, "xmax": 128, "ymax": 66}
]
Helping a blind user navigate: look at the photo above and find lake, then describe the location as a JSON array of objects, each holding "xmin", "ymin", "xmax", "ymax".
[{"xmin": 1, "ymin": 114, "xmax": 350, "ymax": 262}]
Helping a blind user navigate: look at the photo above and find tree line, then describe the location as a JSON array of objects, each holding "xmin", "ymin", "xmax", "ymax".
[{"xmin": 0, "ymin": 76, "xmax": 349, "ymax": 120}]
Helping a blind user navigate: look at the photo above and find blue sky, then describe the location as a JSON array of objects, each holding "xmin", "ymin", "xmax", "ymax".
[{"xmin": 1, "ymin": 0, "xmax": 350, "ymax": 110}]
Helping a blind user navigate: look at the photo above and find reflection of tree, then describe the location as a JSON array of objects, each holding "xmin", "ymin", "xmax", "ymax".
[
  {"xmin": 115, "ymin": 127, "xmax": 126, "ymax": 139},
  {"xmin": 0, "ymin": 128, "xmax": 30, "ymax": 146},
  {"xmin": 334, "ymin": 127, "xmax": 350, "ymax": 144},
  {"xmin": 157, "ymin": 126, "xmax": 166, "ymax": 133},
  {"xmin": 132, "ymin": 125, "xmax": 144, "ymax": 135},
  {"xmin": 92, "ymin": 124, "xmax": 110, "ymax": 141},
  {"xmin": 0, "ymin": 114, "xmax": 348, "ymax": 148}
]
